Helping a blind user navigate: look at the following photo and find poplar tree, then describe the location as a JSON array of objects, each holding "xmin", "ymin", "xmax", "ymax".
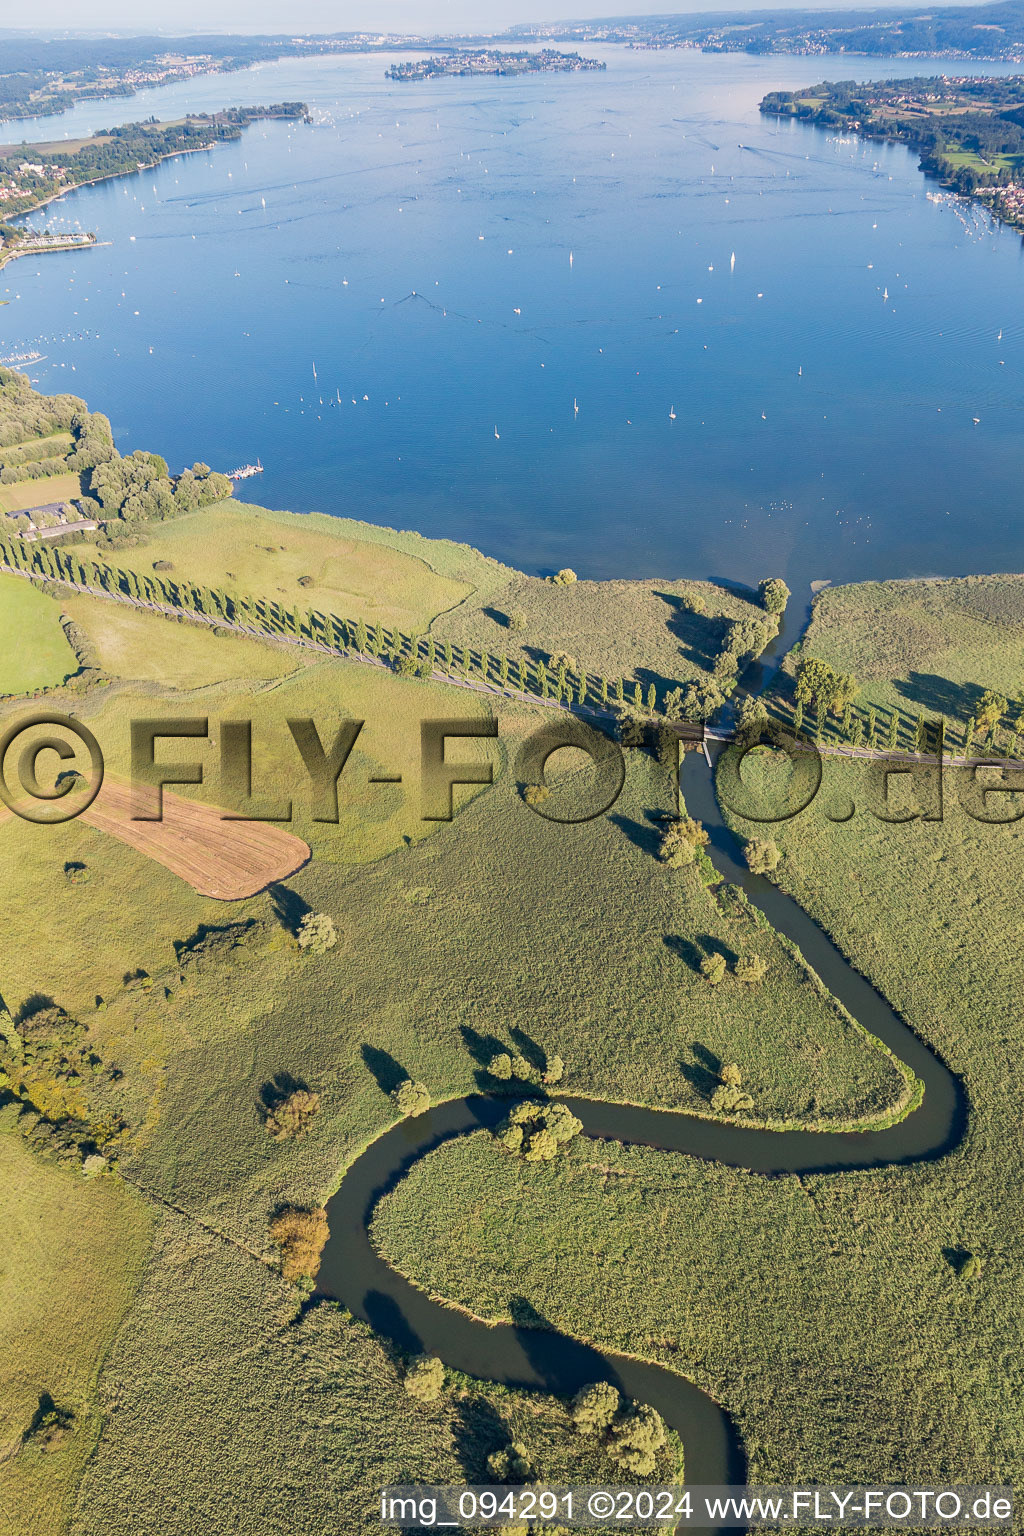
[{"xmin": 887, "ymin": 711, "xmax": 899, "ymax": 752}]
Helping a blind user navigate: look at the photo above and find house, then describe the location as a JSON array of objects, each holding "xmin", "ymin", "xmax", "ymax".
[{"xmin": 7, "ymin": 500, "xmax": 97, "ymax": 541}]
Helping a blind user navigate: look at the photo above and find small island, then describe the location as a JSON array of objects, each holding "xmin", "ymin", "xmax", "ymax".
[
  {"xmin": 386, "ymin": 49, "xmax": 606, "ymax": 81},
  {"xmin": 761, "ymin": 75, "xmax": 1024, "ymax": 230}
]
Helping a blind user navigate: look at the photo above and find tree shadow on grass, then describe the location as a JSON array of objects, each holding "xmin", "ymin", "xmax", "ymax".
[
  {"xmin": 653, "ymin": 590, "xmax": 729, "ymax": 669},
  {"xmin": 508, "ymin": 1026, "xmax": 546, "ymax": 1073},
  {"xmin": 360, "ymin": 1044, "xmax": 409, "ymax": 1097},
  {"xmin": 452, "ymin": 1394, "xmax": 512, "ymax": 1481},
  {"xmin": 460, "ymin": 1025, "xmax": 508, "ymax": 1070},
  {"xmin": 680, "ymin": 1042, "xmax": 722, "ymax": 1100},
  {"xmin": 14, "ymin": 993, "xmax": 56, "ymax": 1025},
  {"xmin": 269, "ymin": 882, "xmax": 311, "ymax": 938},
  {"xmin": 259, "ymin": 1071, "xmax": 310, "ymax": 1112},
  {"xmin": 895, "ymin": 673, "xmax": 987, "ymax": 722},
  {"xmin": 662, "ymin": 935, "xmax": 705, "ymax": 973},
  {"xmin": 609, "ymin": 813, "xmax": 661, "ymax": 857}
]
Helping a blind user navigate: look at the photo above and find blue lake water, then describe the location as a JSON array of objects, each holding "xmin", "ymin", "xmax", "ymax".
[{"xmin": 3, "ymin": 47, "xmax": 1023, "ymax": 588}]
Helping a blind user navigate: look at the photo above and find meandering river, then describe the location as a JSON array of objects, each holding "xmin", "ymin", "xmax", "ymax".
[{"xmin": 315, "ymin": 732, "xmax": 964, "ymax": 1510}]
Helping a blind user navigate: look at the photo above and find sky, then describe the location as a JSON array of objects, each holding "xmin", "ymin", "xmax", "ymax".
[{"xmin": 14, "ymin": 0, "xmax": 911, "ymax": 36}]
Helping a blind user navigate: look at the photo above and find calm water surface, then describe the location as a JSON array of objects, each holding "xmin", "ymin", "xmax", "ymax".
[{"xmin": 3, "ymin": 48, "xmax": 1023, "ymax": 587}]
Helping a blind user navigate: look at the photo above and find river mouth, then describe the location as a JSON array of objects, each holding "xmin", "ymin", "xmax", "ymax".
[{"xmin": 316, "ymin": 736, "xmax": 964, "ymax": 1514}]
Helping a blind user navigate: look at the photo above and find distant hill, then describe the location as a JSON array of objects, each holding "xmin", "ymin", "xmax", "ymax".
[{"xmin": 507, "ymin": 1, "xmax": 1024, "ymax": 59}]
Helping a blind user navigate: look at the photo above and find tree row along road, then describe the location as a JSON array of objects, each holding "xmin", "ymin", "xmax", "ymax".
[
  {"xmin": 2, "ymin": 562, "xmax": 1010, "ymax": 771},
  {"xmin": 314, "ymin": 745, "xmax": 965, "ymax": 1528}
]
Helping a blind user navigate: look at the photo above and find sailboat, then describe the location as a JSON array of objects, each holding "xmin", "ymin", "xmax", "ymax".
[
  {"xmin": 312, "ymin": 361, "xmax": 318, "ymax": 383},
  {"xmin": 730, "ymin": 251, "xmax": 736, "ymax": 272},
  {"xmin": 494, "ymin": 425, "xmax": 500, "ymax": 440},
  {"xmin": 574, "ymin": 398, "xmax": 579, "ymax": 416},
  {"xmin": 569, "ymin": 251, "xmax": 574, "ymax": 269},
  {"xmin": 669, "ymin": 406, "xmax": 676, "ymax": 421}
]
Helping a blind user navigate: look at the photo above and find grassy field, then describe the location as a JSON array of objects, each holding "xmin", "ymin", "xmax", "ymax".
[
  {"xmin": 70, "ymin": 1212, "xmax": 679, "ymax": 1536},
  {"xmin": 0, "ymin": 573, "xmax": 75, "ymax": 693},
  {"xmin": 789, "ymin": 573, "xmax": 1024, "ymax": 725},
  {"xmin": 61, "ymin": 595, "xmax": 302, "ymax": 688},
  {"xmin": 369, "ymin": 576, "xmax": 1024, "ymax": 1495},
  {"xmin": 75, "ymin": 502, "xmax": 480, "ymax": 636},
  {"xmin": 0, "ymin": 474, "xmax": 81, "ymax": 514},
  {"xmin": 0, "ymin": 1135, "xmax": 152, "ymax": 1536},
  {"xmin": 434, "ymin": 572, "xmax": 767, "ymax": 697},
  {"xmin": 0, "ymin": 656, "xmax": 495, "ymax": 1015}
]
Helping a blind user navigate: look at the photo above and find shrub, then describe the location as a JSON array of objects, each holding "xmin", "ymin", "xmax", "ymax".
[
  {"xmin": 488, "ymin": 1051, "xmax": 513, "ymax": 1081},
  {"xmin": 551, "ymin": 568, "xmax": 577, "ymax": 585},
  {"xmin": 737, "ymin": 696, "xmax": 769, "ymax": 734},
  {"xmin": 152, "ymin": 559, "xmax": 174, "ymax": 572},
  {"xmin": 976, "ymin": 690, "xmax": 1007, "ymax": 731},
  {"xmin": 487, "ymin": 1441, "xmax": 533, "ymax": 1481},
  {"xmin": 391, "ymin": 1079, "xmax": 430, "ymax": 1117},
  {"xmin": 27, "ymin": 1403, "xmax": 76, "ymax": 1451},
  {"xmin": 81, "ymin": 1152, "xmax": 107, "ymax": 1177},
  {"xmin": 711, "ymin": 1083, "xmax": 754, "ymax": 1113},
  {"xmin": 734, "ymin": 952, "xmax": 768, "ymax": 984},
  {"xmin": 523, "ymin": 783, "xmax": 550, "ymax": 807},
  {"xmin": 404, "ymin": 1354, "xmax": 445, "ymax": 1402},
  {"xmin": 509, "ymin": 1053, "xmax": 539, "ymax": 1083},
  {"xmin": 548, "ymin": 651, "xmax": 579, "ymax": 674},
  {"xmin": 269, "ymin": 1207, "xmax": 329, "ymax": 1282},
  {"xmin": 745, "ymin": 836, "xmax": 780, "ymax": 875},
  {"xmin": 658, "ymin": 818, "xmax": 708, "ymax": 868},
  {"xmin": 297, "ymin": 574, "xmax": 314, "ymax": 587},
  {"xmin": 571, "ymin": 1381, "xmax": 620, "ymax": 1434},
  {"xmin": 720, "ymin": 1062, "xmax": 743, "ymax": 1087},
  {"xmin": 497, "ymin": 1100, "xmax": 581, "ymax": 1160},
  {"xmin": 509, "ymin": 608, "xmax": 528, "ymax": 632},
  {"xmin": 63, "ymin": 861, "xmax": 90, "ymax": 885},
  {"xmin": 542, "ymin": 1054, "xmax": 564, "ymax": 1085},
  {"xmin": 523, "ymin": 1126, "xmax": 558, "ymax": 1161},
  {"xmin": 960, "ymin": 1253, "xmax": 983, "ymax": 1281},
  {"xmin": 699, "ymin": 953, "xmax": 727, "ymax": 985},
  {"xmin": 606, "ymin": 1403, "xmax": 667, "ymax": 1476},
  {"xmin": 296, "ymin": 912, "xmax": 337, "ymax": 954},
  {"xmin": 264, "ymin": 1087, "xmax": 321, "ymax": 1141}
]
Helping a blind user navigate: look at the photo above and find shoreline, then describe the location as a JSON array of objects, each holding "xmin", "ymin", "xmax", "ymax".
[{"xmin": 0, "ymin": 234, "xmax": 105, "ymax": 272}]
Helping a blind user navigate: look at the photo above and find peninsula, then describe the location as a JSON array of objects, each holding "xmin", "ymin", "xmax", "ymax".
[
  {"xmin": 0, "ymin": 104, "xmax": 307, "ymax": 224},
  {"xmin": 761, "ymin": 75, "xmax": 1024, "ymax": 229},
  {"xmin": 386, "ymin": 49, "xmax": 606, "ymax": 81}
]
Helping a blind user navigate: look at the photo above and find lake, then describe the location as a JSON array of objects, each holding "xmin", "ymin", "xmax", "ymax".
[{"xmin": 3, "ymin": 46, "xmax": 1023, "ymax": 589}]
